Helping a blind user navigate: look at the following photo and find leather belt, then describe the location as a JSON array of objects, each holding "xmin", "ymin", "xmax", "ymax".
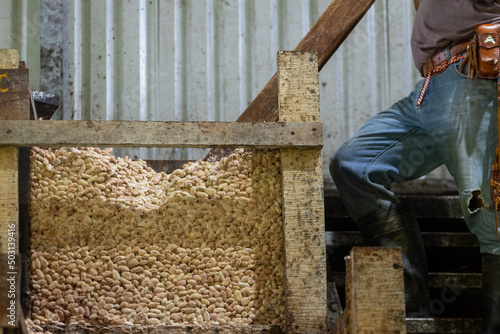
[{"xmin": 422, "ymin": 39, "xmax": 471, "ymax": 77}]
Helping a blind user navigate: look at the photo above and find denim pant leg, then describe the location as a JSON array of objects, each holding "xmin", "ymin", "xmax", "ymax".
[
  {"xmin": 330, "ymin": 80, "xmax": 442, "ymax": 222},
  {"xmin": 418, "ymin": 60, "xmax": 500, "ymax": 255}
]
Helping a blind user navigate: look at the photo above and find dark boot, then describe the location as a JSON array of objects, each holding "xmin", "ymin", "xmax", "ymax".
[
  {"xmin": 357, "ymin": 203, "xmax": 431, "ymax": 316},
  {"xmin": 482, "ymin": 253, "xmax": 500, "ymax": 333}
]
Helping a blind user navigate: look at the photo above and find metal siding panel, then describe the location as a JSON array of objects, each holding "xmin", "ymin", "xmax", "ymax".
[
  {"xmin": 0, "ymin": 0, "xmax": 40, "ymax": 88},
  {"xmin": 248, "ymin": 0, "xmax": 277, "ymax": 100},
  {"xmin": 216, "ymin": 0, "xmax": 240, "ymax": 121},
  {"xmin": 55, "ymin": 0, "xmax": 453, "ymax": 186},
  {"xmin": 88, "ymin": 1, "xmax": 108, "ymax": 121},
  {"xmin": 62, "ymin": 0, "xmax": 79, "ymax": 120},
  {"xmin": 17, "ymin": 0, "xmax": 41, "ymax": 88},
  {"xmin": 0, "ymin": 0, "xmax": 16, "ymax": 49},
  {"xmin": 156, "ymin": 0, "xmax": 184, "ymax": 160},
  {"xmin": 184, "ymin": 1, "xmax": 210, "ymax": 159}
]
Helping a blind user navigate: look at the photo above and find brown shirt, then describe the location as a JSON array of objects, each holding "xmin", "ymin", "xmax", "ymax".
[{"xmin": 411, "ymin": 0, "xmax": 500, "ymax": 76}]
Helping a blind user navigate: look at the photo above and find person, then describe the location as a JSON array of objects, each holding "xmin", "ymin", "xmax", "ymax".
[{"xmin": 329, "ymin": 0, "xmax": 500, "ymax": 332}]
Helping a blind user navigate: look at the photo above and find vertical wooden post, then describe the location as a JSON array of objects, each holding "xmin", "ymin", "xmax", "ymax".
[
  {"xmin": 331, "ymin": 247, "xmax": 407, "ymax": 334},
  {"xmin": 278, "ymin": 51, "xmax": 327, "ymax": 333},
  {"xmin": 0, "ymin": 49, "xmax": 29, "ymax": 329}
]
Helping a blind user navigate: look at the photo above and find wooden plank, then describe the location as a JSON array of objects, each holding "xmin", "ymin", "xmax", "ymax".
[
  {"xmin": 0, "ymin": 148, "xmax": 18, "ymax": 254},
  {"xmin": 0, "ymin": 69, "xmax": 30, "ymax": 120},
  {"xmin": 278, "ymin": 51, "xmax": 326, "ymax": 333},
  {"xmin": 41, "ymin": 324, "xmax": 282, "ymax": 334},
  {"xmin": 0, "ymin": 254, "xmax": 20, "ymax": 327},
  {"xmin": 334, "ymin": 247, "xmax": 406, "ymax": 334},
  {"xmin": 326, "ymin": 231, "xmax": 480, "ymax": 248},
  {"xmin": 406, "ymin": 318, "xmax": 481, "ymax": 333},
  {"xmin": 205, "ymin": 0, "xmax": 375, "ymax": 161},
  {"xmin": 0, "ymin": 48, "xmax": 26, "ymax": 329},
  {"xmin": 0, "ymin": 120, "xmax": 322, "ymax": 149},
  {"xmin": 330, "ymin": 255, "xmax": 351, "ymax": 334}
]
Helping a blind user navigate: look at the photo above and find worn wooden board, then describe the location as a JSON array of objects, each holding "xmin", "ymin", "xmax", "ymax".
[
  {"xmin": 41, "ymin": 324, "xmax": 282, "ymax": 334},
  {"xmin": 278, "ymin": 51, "xmax": 327, "ymax": 333},
  {"xmin": 0, "ymin": 120, "xmax": 322, "ymax": 149},
  {"xmin": 332, "ymin": 247, "xmax": 406, "ymax": 334},
  {"xmin": 0, "ymin": 148, "xmax": 18, "ymax": 255},
  {"xmin": 330, "ymin": 256, "xmax": 351, "ymax": 334},
  {"xmin": 205, "ymin": 0, "xmax": 375, "ymax": 161},
  {"xmin": 0, "ymin": 48, "xmax": 26, "ymax": 329},
  {"xmin": 0, "ymin": 253, "xmax": 20, "ymax": 328},
  {"xmin": 0, "ymin": 69, "xmax": 30, "ymax": 120}
]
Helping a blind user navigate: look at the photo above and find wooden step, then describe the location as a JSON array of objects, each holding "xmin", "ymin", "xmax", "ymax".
[
  {"xmin": 325, "ymin": 195, "xmax": 463, "ymax": 219},
  {"xmin": 326, "ymin": 231, "xmax": 479, "ymax": 248},
  {"xmin": 406, "ymin": 318, "xmax": 481, "ymax": 334},
  {"xmin": 331, "ymin": 272, "xmax": 481, "ymax": 289}
]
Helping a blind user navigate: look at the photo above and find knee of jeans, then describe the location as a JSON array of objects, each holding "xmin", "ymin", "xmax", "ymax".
[{"xmin": 330, "ymin": 144, "xmax": 358, "ymax": 184}]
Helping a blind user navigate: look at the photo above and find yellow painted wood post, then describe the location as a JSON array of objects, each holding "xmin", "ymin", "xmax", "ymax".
[{"xmin": 278, "ymin": 51, "xmax": 327, "ymax": 333}]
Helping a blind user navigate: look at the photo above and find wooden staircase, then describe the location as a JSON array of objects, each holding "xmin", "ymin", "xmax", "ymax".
[{"xmin": 325, "ymin": 193, "xmax": 482, "ymax": 333}]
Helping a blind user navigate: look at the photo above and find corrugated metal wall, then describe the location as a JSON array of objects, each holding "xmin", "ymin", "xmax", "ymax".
[{"xmin": 0, "ymin": 0, "xmax": 453, "ymax": 191}]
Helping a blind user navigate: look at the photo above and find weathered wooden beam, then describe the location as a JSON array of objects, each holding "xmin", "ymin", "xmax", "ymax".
[
  {"xmin": 0, "ymin": 49, "xmax": 28, "ymax": 329},
  {"xmin": 41, "ymin": 324, "xmax": 281, "ymax": 334},
  {"xmin": 330, "ymin": 247, "xmax": 406, "ymax": 334},
  {"xmin": 205, "ymin": 0, "xmax": 375, "ymax": 161},
  {"xmin": 0, "ymin": 69, "xmax": 30, "ymax": 119},
  {"xmin": 406, "ymin": 318, "xmax": 481, "ymax": 333},
  {"xmin": 0, "ymin": 120, "xmax": 322, "ymax": 149},
  {"xmin": 326, "ymin": 231, "xmax": 480, "ymax": 248},
  {"xmin": 278, "ymin": 51, "xmax": 327, "ymax": 333}
]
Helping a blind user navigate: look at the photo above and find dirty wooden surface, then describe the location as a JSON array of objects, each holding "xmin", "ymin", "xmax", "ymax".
[
  {"xmin": 0, "ymin": 69, "xmax": 30, "ymax": 120},
  {"xmin": 0, "ymin": 48, "xmax": 27, "ymax": 329},
  {"xmin": 278, "ymin": 51, "xmax": 327, "ymax": 333},
  {"xmin": 0, "ymin": 120, "xmax": 322, "ymax": 149},
  {"xmin": 0, "ymin": 254, "xmax": 20, "ymax": 328},
  {"xmin": 205, "ymin": 0, "xmax": 375, "ymax": 161},
  {"xmin": 41, "ymin": 324, "xmax": 282, "ymax": 334},
  {"xmin": 331, "ymin": 247, "xmax": 406, "ymax": 334}
]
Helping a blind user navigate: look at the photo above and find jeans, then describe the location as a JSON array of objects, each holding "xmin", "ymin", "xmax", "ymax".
[{"xmin": 330, "ymin": 55, "xmax": 500, "ymax": 255}]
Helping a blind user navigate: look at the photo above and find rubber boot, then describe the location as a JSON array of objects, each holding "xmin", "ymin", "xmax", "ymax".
[
  {"xmin": 356, "ymin": 203, "xmax": 431, "ymax": 316},
  {"xmin": 482, "ymin": 253, "xmax": 500, "ymax": 333}
]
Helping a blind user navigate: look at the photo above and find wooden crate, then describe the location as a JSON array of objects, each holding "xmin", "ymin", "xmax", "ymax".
[{"xmin": 0, "ymin": 51, "xmax": 326, "ymax": 334}]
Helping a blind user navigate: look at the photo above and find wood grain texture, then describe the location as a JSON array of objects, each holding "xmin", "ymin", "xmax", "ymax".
[
  {"xmin": 0, "ymin": 120, "xmax": 322, "ymax": 149},
  {"xmin": 335, "ymin": 247, "xmax": 406, "ymax": 334},
  {"xmin": 0, "ymin": 253, "xmax": 19, "ymax": 327},
  {"xmin": 41, "ymin": 324, "xmax": 282, "ymax": 334},
  {"xmin": 0, "ymin": 49, "xmax": 22, "ymax": 255},
  {"xmin": 0, "ymin": 147, "xmax": 18, "ymax": 254},
  {"xmin": 278, "ymin": 51, "xmax": 327, "ymax": 333},
  {"xmin": 0, "ymin": 69, "xmax": 30, "ymax": 120},
  {"xmin": 0, "ymin": 48, "xmax": 24, "ymax": 328}
]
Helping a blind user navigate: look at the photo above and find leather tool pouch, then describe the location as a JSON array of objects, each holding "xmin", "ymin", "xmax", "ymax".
[
  {"xmin": 460, "ymin": 23, "xmax": 500, "ymax": 79},
  {"xmin": 476, "ymin": 23, "xmax": 500, "ymax": 79}
]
